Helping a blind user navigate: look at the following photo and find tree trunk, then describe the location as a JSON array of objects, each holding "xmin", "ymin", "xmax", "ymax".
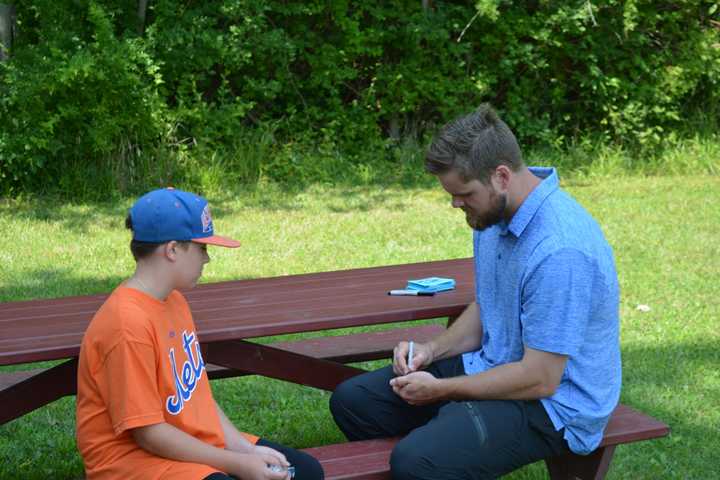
[
  {"xmin": 137, "ymin": 0, "xmax": 149, "ymax": 35},
  {"xmin": 387, "ymin": 1, "xmax": 432, "ymax": 141},
  {"xmin": 0, "ymin": 4, "xmax": 15, "ymax": 62},
  {"xmin": 389, "ymin": 116, "xmax": 401, "ymax": 142}
]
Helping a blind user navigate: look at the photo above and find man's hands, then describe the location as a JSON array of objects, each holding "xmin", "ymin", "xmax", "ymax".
[
  {"xmin": 393, "ymin": 340, "xmax": 434, "ymax": 375},
  {"xmin": 389, "ymin": 303, "xmax": 481, "ymax": 403},
  {"xmin": 392, "ymin": 340, "xmax": 445, "ymax": 405},
  {"xmin": 390, "ymin": 371, "xmax": 445, "ymax": 405}
]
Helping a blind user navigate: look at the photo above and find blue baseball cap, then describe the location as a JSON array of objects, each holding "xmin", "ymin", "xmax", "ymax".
[{"xmin": 129, "ymin": 188, "xmax": 240, "ymax": 248}]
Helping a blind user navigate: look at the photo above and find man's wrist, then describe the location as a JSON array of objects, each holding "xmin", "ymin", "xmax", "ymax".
[
  {"xmin": 431, "ymin": 377, "xmax": 450, "ymax": 402},
  {"xmin": 427, "ymin": 339, "xmax": 440, "ymax": 364},
  {"xmin": 437, "ymin": 377, "xmax": 460, "ymax": 402}
]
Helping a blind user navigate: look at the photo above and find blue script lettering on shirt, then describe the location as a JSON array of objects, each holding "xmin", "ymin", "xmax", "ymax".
[{"xmin": 166, "ymin": 330, "xmax": 206, "ymax": 415}]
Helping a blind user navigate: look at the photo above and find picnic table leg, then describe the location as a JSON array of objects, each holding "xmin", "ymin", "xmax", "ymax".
[
  {"xmin": 205, "ymin": 340, "xmax": 366, "ymax": 391},
  {"xmin": 544, "ymin": 445, "xmax": 616, "ymax": 480},
  {"xmin": 0, "ymin": 358, "xmax": 78, "ymax": 425}
]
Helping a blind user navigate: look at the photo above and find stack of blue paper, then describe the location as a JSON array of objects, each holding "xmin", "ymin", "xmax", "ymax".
[{"xmin": 406, "ymin": 277, "xmax": 455, "ymax": 293}]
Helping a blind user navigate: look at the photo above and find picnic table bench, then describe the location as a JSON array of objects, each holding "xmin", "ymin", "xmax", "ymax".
[{"xmin": 0, "ymin": 258, "xmax": 669, "ymax": 479}]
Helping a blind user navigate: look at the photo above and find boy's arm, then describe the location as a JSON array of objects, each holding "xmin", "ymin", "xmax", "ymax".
[
  {"xmin": 215, "ymin": 400, "xmax": 255, "ymax": 453},
  {"xmin": 214, "ymin": 401, "xmax": 289, "ymax": 466},
  {"xmin": 131, "ymin": 422, "xmax": 288, "ymax": 480}
]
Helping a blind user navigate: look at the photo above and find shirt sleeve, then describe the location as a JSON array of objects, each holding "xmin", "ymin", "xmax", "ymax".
[
  {"xmin": 520, "ymin": 248, "xmax": 598, "ymax": 357},
  {"xmin": 96, "ymin": 339, "xmax": 165, "ymax": 435}
]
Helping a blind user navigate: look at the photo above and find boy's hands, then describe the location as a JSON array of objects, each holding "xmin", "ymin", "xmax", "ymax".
[
  {"xmin": 228, "ymin": 451, "xmax": 290, "ymax": 480},
  {"xmin": 393, "ymin": 341, "xmax": 434, "ymax": 375},
  {"xmin": 130, "ymin": 422, "xmax": 293, "ymax": 479},
  {"xmin": 252, "ymin": 445, "xmax": 288, "ymax": 466}
]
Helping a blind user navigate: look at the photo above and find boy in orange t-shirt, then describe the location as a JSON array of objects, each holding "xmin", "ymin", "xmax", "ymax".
[{"xmin": 76, "ymin": 188, "xmax": 323, "ymax": 480}]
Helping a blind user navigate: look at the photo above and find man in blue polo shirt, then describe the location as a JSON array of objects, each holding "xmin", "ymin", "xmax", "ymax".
[{"xmin": 330, "ymin": 104, "xmax": 621, "ymax": 479}]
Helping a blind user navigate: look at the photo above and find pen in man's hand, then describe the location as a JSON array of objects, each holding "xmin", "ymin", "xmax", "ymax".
[{"xmin": 408, "ymin": 341, "xmax": 414, "ymax": 370}]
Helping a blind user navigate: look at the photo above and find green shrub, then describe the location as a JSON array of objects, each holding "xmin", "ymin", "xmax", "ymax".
[
  {"xmin": 0, "ymin": 1, "xmax": 168, "ymax": 196},
  {"xmin": 1, "ymin": 1, "xmax": 718, "ymax": 196}
]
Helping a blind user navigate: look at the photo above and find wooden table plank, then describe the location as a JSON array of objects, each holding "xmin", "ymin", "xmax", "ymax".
[
  {"xmin": 600, "ymin": 404, "xmax": 670, "ymax": 446},
  {"xmin": 0, "ymin": 325, "xmax": 445, "ymax": 426},
  {"xmin": 0, "ymin": 258, "xmax": 474, "ymax": 365}
]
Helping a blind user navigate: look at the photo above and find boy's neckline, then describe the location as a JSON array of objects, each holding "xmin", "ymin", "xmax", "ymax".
[
  {"xmin": 120, "ymin": 282, "xmax": 172, "ymax": 306},
  {"xmin": 124, "ymin": 275, "xmax": 172, "ymax": 302}
]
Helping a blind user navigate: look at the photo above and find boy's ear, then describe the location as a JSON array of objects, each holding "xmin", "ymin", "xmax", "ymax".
[{"xmin": 164, "ymin": 241, "xmax": 179, "ymax": 262}]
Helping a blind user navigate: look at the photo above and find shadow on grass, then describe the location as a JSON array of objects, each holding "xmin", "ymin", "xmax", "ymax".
[
  {"xmin": 0, "ymin": 158, "xmax": 623, "ymax": 223},
  {"xmin": 620, "ymin": 339, "xmax": 718, "ymax": 407},
  {"xmin": 1, "ymin": 265, "xmax": 257, "ymax": 303},
  {"xmin": 0, "ymin": 196, "xmax": 130, "ymax": 235},
  {"xmin": 0, "ymin": 266, "xmax": 127, "ymax": 302},
  {"xmin": 614, "ymin": 339, "xmax": 720, "ymax": 477},
  {"xmin": 0, "ymin": 178, "xmax": 439, "ymax": 230},
  {"xmin": 197, "ymin": 182, "xmax": 436, "ymax": 215}
]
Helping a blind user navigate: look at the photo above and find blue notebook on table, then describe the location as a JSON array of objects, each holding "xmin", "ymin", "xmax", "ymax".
[{"xmin": 406, "ymin": 277, "xmax": 455, "ymax": 293}]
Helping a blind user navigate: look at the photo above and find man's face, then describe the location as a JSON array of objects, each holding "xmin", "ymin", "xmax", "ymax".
[{"xmin": 438, "ymin": 169, "xmax": 507, "ymax": 231}]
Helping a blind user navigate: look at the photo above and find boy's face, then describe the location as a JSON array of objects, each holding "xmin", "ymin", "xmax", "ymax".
[{"xmin": 174, "ymin": 242, "xmax": 210, "ymax": 289}]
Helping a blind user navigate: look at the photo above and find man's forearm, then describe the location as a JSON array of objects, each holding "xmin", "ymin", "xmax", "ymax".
[
  {"xmin": 439, "ymin": 362, "xmax": 549, "ymax": 401},
  {"xmin": 438, "ymin": 348, "xmax": 568, "ymax": 401},
  {"xmin": 430, "ymin": 302, "xmax": 483, "ymax": 361}
]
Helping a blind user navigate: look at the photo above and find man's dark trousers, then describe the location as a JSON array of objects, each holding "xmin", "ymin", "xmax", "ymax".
[{"xmin": 329, "ymin": 357, "xmax": 570, "ymax": 480}]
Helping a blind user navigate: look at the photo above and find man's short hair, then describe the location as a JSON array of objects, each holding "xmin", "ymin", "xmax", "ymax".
[{"xmin": 425, "ymin": 104, "xmax": 524, "ymax": 184}]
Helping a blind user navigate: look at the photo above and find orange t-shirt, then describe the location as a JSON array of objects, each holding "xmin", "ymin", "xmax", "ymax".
[{"xmin": 76, "ymin": 286, "xmax": 258, "ymax": 480}]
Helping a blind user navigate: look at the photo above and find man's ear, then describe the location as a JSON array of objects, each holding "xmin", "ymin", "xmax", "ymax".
[{"xmin": 492, "ymin": 165, "xmax": 511, "ymax": 192}]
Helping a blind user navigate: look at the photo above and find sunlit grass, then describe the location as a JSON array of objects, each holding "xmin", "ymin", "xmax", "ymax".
[{"xmin": 1, "ymin": 173, "xmax": 718, "ymax": 479}]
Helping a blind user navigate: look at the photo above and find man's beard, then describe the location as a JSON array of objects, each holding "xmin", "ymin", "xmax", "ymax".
[{"xmin": 464, "ymin": 192, "xmax": 507, "ymax": 231}]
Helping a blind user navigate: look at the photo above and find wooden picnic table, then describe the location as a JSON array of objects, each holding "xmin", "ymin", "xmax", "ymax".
[
  {"xmin": 0, "ymin": 256, "xmax": 670, "ymax": 479},
  {"xmin": 0, "ymin": 258, "xmax": 475, "ymax": 426}
]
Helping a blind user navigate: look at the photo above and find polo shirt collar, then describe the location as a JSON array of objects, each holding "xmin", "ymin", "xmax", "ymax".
[{"xmin": 505, "ymin": 167, "xmax": 558, "ymax": 237}]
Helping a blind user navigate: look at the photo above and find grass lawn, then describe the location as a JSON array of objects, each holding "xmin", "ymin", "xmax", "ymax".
[{"xmin": 0, "ymin": 173, "xmax": 718, "ymax": 479}]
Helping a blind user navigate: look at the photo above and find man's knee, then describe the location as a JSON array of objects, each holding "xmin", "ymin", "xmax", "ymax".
[
  {"xmin": 329, "ymin": 377, "xmax": 358, "ymax": 422},
  {"xmin": 330, "ymin": 368, "xmax": 391, "ymax": 422},
  {"xmin": 390, "ymin": 440, "xmax": 419, "ymax": 480},
  {"xmin": 331, "ymin": 367, "xmax": 406, "ymax": 440},
  {"xmin": 329, "ymin": 375, "xmax": 375, "ymax": 439}
]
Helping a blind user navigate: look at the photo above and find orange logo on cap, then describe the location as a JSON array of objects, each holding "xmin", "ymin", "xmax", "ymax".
[{"xmin": 201, "ymin": 205, "xmax": 213, "ymax": 233}]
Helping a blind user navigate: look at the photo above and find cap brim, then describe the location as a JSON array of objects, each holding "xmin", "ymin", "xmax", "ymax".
[{"xmin": 192, "ymin": 235, "xmax": 241, "ymax": 248}]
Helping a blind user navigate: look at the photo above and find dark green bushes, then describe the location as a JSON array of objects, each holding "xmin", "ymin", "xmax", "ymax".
[{"xmin": 1, "ymin": 1, "xmax": 718, "ymax": 196}]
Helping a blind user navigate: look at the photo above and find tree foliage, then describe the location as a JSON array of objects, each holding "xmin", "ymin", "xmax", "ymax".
[{"xmin": 1, "ymin": 0, "xmax": 718, "ymax": 194}]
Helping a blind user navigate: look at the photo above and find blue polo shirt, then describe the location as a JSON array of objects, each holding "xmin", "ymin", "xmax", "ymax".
[{"xmin": 462, "ymin": 167, "xmax": 621, "ymax": 455}]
